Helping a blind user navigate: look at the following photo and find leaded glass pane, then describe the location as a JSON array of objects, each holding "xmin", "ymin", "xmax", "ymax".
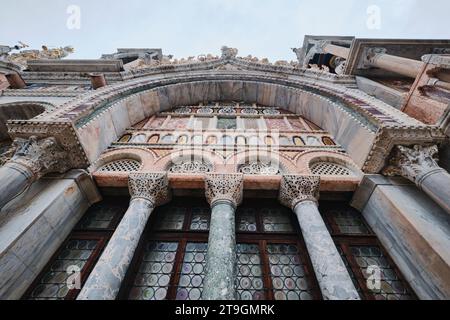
[
  {"xmin": 154, "ymin": 207, "xmax": 186, "ymax": 231},
  {"xmin": 267, "ymin": 244, "xmax": 315, "ymax": 300},
  {"xmin": 261, "ymin": 208, "xmax": 294, "ymax": 233},
  {"xmin": 176, "ymin": 242, "xmax": 208, "ymax": 300},
  {"xmin": 327, "ymin": 209, "xmax": 371, "ymax": 235},
  {"xmin": 30, "ymin": 239, "xmax": 98, "ymax": 300},
  {"xmin": 236, "ymin": 208, "xmax": 257, "ymax": 232},
  {"xmin": 349, "ymin": 246, "xmax": 414, "ymax": 300},
  {"xmin": 77, "ymin": 202, "xmax": 126, "ymax": 230},
  {"xmin": 128, "ymin": 241, "xmax": 178, "ymax": 300},
  {"xmin": 236, "ymin": 244, "xmax": 265, "ymax": 300},
  {"xmin": 267, "ymin": 244, "xmax": 313, "ymax": 300},
  {"xmin": 190, "ymin": 207, "xmax": 210, "ymax": 231}
]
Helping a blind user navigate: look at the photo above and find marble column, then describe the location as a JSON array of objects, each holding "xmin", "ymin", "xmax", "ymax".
[
  {"xmin": 202, "ymin": 173, "xmax": 244, "ymax": 300},
  {"xmin": 77, "ymin": 172, "xmax": 170, "ymax": 300},
  {"xmin": 384, "ymin": 145, "xmax": 450, "ymax": 215},
  {"xmin": 0, "ymin": 136, "xmax": 69, "ymax": 209},
  {"xmin": 279, "ymin": 175, "xmax": 360, "ymax": 300}
]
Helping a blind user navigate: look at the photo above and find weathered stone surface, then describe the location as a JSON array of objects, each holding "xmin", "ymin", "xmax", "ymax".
[
  {"xmin": 0, "ymin": 170, "xmax": 99, "ymax": 299},
  {"xmin": 351, "ymin": 175, "xmax": 450, "ymax": 299},
  {"xmin": 202, "ymin": 201, "xmax": 237, "ymax": 300}
]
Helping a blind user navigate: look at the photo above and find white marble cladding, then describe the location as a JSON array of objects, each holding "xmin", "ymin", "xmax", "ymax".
[{"xmin": 0, "ymin": 170, "xmax": 101, "ymax": 299}]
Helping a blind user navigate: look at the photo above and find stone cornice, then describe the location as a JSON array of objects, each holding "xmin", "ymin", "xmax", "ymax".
[
  {"xmin": 204, "ymin": 173, "xmax": 244, "ymax": 208},
  {"xmin": 128, "ymin": 172, "xmax": 171, "ymax": 206},
  {"xmin": 6, "ymin": 120, "xmax": 90, "ymax": 168},
  {"xmin": 278, "ymin": 175, "xmax": 320, "ymax": 209}
]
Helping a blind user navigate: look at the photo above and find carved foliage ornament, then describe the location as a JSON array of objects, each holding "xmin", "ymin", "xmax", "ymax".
[
  {"xmin": 239, "ymin": 162, "xmax": 280, "ymax": 175},
  {"xmin": 204, "ymin": 173, "xmax": 244, "ymax": 208},
  {"xmin": 278, "ymin": 175, "xmax": 320, "ymax": 210},
  {"xmin": 383, "ymin": 145, "xmax": 443, "ymax": 185},
  {"xmin": 128, "ymin": 172, "xmax": 171, "ymax": 207},
  {"xmin": 169, "ymin": 161, "xmax": 212, "ymax": 174},
  {"xmin": 3, "ymin": 136, "xmax": 70, "ymax": 180}
]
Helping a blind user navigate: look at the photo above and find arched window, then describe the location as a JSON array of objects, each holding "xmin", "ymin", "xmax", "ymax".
[
  {"xmin": 310, "ymin": 162, "xmax": 353, "ymax": 176},
  {"xmin": 118, "ymin": 134, "xmax": 132, "ymax": 143},
  {"xmin": 176, "ymin": 135, "xmax": 188, "ymax": 144},
  {"xmin": 264, "ymin": 136, "xmax": 274, "ymax": 146},
  {"xmin": 206, "ymin": 135, "xmax": 217, "ymax": 145},
  {"xmin": 98, "ymin": 159, "xmax": 142, "ymax": 172},
  {"xmin": 306, "ymin": 136, "xmax": 321, "ymax": 146},
  {"xmin": 148, "ymin": 134, "xmax": 159, "ymax": 144},
  {"xmin": 131, "ymin": 134, "xmax": 147, "ymax": 143},
  {"xmin": 192, "ymin": 135, "xmax": 203, "ymax": 145},
  {"xmin": 293, "ymin": 136, "xmax": 304, "ymax": 146},
  {"xmin": 220, "ymin": 135, "xmax": 234, "ymax": 146},
  {"xmin": 248, "ymin": 136, "xmax": 260, "ymax": 146},
  {"xmin": 280, "ymin": 136, "xmax": 292, "ymax": 146},
  {"xmin": 161, "ymin": 134, "xmax": 175, "ymax": 144},
  {"xmin": 235, "ymin": 136, "xmax": 247, "ymax": 145},
  {"xmin": 322, "ymin": 137, "xmax": 336, "ymax": 146}
]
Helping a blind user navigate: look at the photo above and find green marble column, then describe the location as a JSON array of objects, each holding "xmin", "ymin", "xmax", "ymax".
[{"xmin": 202, "ymin": 174, "xmax": 243, "ymax": 300}]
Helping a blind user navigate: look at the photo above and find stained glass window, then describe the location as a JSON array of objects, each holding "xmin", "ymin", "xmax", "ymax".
[
  {"xmin": 236, "ymin": 208, "xmax": 257, "ymax": 232},
  {"xmin": 261, "ymin": 208, "xmax": 294, "ymax": 233},
  {"xmin": 24, "ymin": 198, "xmax": 128, "ymax": 300},
  {"xmin": 236, "ymin": 244, "xmax": 265, "ymax": 300},
  {"xmin": 176, "ymin": 242, "xmax": 208, "ymax": 300},
  {"xmin": 267, "ymin": 244, "xmax": 316, "ymax": 300},
  {"xmin": 28, "ymin": 239, "xmax": 100, "ymax": 300},
  {"xmin": 190, "ymin": 207, "xmax": 210, "ymax": 231},
  {"xmin": 128, "ymin": 241, "xmax": 178, "ymax": 300},
  {"xmin": 321, "ymin": 202, "xmax": 416, "ymax": 300},
  {"xmin": 293, "ymin": 136, "xmax": 304, "ymax": 146},
  {"xmin": 153, "ymin": 206, "xmax": 186, "ymax": 231}
]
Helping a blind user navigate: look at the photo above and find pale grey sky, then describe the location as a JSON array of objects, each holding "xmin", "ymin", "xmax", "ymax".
[{"xmin": 1, "ymin": 0, "xmax": 449, "ymax": 61}]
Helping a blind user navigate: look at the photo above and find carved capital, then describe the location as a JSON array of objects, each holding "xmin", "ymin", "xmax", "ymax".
[
  {"xmin": 383, "ymin": 145, "xmax": 444, "ymax": 185},
  {"xmin": 128, "ymin": 172, "xmax": 171, "ymax": 206},
  {"xmin": 279, "ymin": 175, "xmax": 320, "ymax": 210},
  {"xmin": 204, "ymin": 173, "xmax": 244, "ymax": 208},
  {"xmin": 5, "ymin": 136, "xmax": 70, "ymax": 180}
]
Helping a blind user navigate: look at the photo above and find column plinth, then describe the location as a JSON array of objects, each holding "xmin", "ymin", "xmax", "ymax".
[{"xmin": 279, "ymin": 175, "xmax": 360, "ymax": 300}]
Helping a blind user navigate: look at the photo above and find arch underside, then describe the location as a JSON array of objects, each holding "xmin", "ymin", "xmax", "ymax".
[{"xmin": 6, "ymin": 69, "xmax": 440, "ymax": 173}]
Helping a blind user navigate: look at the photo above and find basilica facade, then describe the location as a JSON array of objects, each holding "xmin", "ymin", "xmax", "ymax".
[{"xmin": 0, "ymin": 36, "xmax": 449, "ymax": 300}]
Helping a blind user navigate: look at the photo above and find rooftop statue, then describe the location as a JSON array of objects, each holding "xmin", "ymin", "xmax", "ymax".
[{"xmin": 0, "ymin": 44, "xmax": 74, "ymax": 68}]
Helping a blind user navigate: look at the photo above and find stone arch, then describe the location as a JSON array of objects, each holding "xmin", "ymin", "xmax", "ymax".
[
  {"xmin": 90, "ymin": 147, "xmax": 156, "ymax": 187},
  {"xmin": 231, "ymin": 149, "xmax": 297, "ymax": 174},
  {"xmin": 295, "ymin": 150, "xmax": 362, "ymax": 176},
  {"xmin": 152, "ymin": 148, "xmax": 222, "ymax": 172}
]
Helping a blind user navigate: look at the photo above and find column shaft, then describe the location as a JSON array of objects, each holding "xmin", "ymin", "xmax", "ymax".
[
  {"xmin": 202, "ymin": 201, "xmax": 237, "ymax": 300},
  {"xmin": 0, "ymin": 163, "xmax": 33, "ymax": 208},
  {"xmin": 419, "ymin": 170, "xmax": 450, "ymax": 214},
  {"xmin": 323, "ymin": 43, "xmax": 350, "ymax": 59},
  {"xmin": 294, "ymin": 201, "xmax": 360, "ymax": 300},
  {"xmin": 369, "ymin": 53, "xmax": 423, "ymax": 79},
  {"xmin": 77, "ymin": 198, "xmax": 154, "ymax": 300}
]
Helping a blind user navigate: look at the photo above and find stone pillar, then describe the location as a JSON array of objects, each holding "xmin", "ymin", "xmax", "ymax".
[
  {"xmin": 0, "ymin": 136, "xmax": 70, "ymax": 209},
  {"xmin": 279, "ymin": 175, "xmax": 360, "ymax": 300},
  {"xmin": 360, "ymin": 47, "xmax": 423, "ymax": 79},
  {"xmin": 77, "ymin": 172, "xmax": 170, "ymax": 300},
  {"xmin": 384, "ymin": 145, "xmax": 450, "ymax": 214},
  {"xmin": 202, "ymin": 173, "xmax": 243, "ymax": 300}
]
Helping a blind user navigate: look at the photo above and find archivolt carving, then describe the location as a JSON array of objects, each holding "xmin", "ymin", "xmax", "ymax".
[{"xmin": 278, "ymin": 175, "xmax": 320, "ymax": 209}]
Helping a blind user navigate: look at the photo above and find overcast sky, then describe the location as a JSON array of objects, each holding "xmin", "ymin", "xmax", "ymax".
[{"xmin": 1, "ymin": 0, "xmax": 449, "ymax": 61}]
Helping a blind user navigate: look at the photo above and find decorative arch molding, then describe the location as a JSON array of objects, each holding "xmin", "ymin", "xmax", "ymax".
[
  {"xmin": 295, "ymin": 150, "xmax": 362, "ymax": 176},
  {"xmin": 231, "ymin": 149, "xmax": 296, "ymax": 175},
  {"xmin": 8, "ymin": 66, "xmax": 442, "ymax": 173},
  {"xmin": 152, "ymin": 148, "xmax": 222, "ymax": 172},
  {"xmin": 91, "ymin": 147, "xmax": 156, "ymax": 186}
]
